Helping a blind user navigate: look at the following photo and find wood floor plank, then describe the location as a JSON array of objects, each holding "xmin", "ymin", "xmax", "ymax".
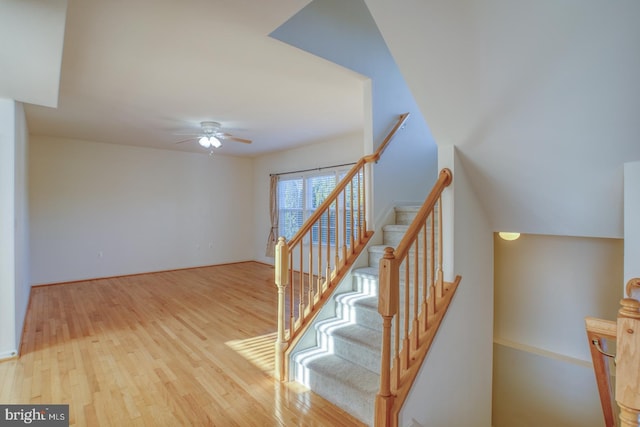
[{"xmin": 0, "ymin": 262, "xmax": 365, "ymax": 426}]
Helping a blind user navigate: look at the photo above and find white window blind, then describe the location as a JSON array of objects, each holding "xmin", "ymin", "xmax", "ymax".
[{"xmin": 278, "ymin": 169, "xmax": 348, "ymax": 243}]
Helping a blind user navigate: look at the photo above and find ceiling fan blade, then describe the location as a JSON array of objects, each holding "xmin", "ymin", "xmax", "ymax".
[
  {"xmin": 174, "ymin": 137, "xmax": 197, "ymax": 144},
  {"xmin": 221, "ymin": 134, "xmax": 252, "ymax": 144}
]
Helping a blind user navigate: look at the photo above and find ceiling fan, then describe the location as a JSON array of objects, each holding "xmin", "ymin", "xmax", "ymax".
[{"xmin": 174, "ymin": 121, "xmax": 252, "ymax": 150}]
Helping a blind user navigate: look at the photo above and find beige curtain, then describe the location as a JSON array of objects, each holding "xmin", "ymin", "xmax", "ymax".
[{"xmin": 265, "ymin": 175, "xmax": 279, "ymax": 257}]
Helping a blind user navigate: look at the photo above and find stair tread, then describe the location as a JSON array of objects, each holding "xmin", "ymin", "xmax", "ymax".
[
  {"xmin": 302, "ymin": 353, "xmax": 379, "ymax": 394},
  {"xmin": 335, "ymin": 291, "xmax": 378, "ymax": 308},
  {"xmin": 394, "ymin": 205, "xmax": 421, "ymax": 212},
  {"xmin": 383, "ymin": 224, "xmax": 409, "ymax": 231},
  {"xmin": 331, "ymin": 323, "xmax": 382, "ymax": 347},
  {"xmin": 353, "ymin": 266, "xmax": 379, "ymax": 278}
]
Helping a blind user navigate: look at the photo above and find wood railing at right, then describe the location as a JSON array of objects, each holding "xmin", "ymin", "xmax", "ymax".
[
  {"xmin": 375, "ymin": 168, "xmax": 461, "ymax": 427},
  {"xmin": 585, "ymin": 316, "xmax": 617, "ymax": 427},
  {"xmin": 586, "ymin": 278, "xmax": 640, "ymax": 427}
]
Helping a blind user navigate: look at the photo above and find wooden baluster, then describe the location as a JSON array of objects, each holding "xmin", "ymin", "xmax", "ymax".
[
  {"xmin": 436, "ymin": 199, "xmax": 444, "ymax": 299},
  {"xmin": 274, "ymin": 237, "xmax": 289, "ymax": 381},
  {"xmin": 342, "ymin": 188, "xmax": 347, "ymax": 261},
  {"xmin": 309, "ymin": 231, "xmax": 314, "ymax": 307},
  {"xmin": 376, "ymin": 247, "xmax": 398, "ymax": 427},
  {"xmin": 616, "ymin": 298, "xmax": 640, "ymax": 427},
  {"xmin": 302, "ymin": 239, "xmax": 311, "ymax": 312},
  {"xmin": 297, "ymin": 245, "xmax": 304, "ymax": 323},
  {"xmin": 349, "ymin": 178, "xmax": 355, "ymax": 253},
  {"xmin": 402, "ymin": 257, "xmax": 410, "ymax": 371},
  {"xmin": 361, "ymin": 168, "xmax": 368, "ymax": 234},
  {"xmin": 334, "ymin": 197, "xmax": 340, "ymax": 270},
  {"xmin": 357, "ymin": 170, "xmax": 363, "ymax": 243},
  {"xmin": 429, "ymin": 209, "xmax": 436, "ymax": 316},
  {"xmin": 288, "ymin": 248, "xmax": 295, "ymax": 336},
  {"xmin": 412, "ymin": 238, "xmax": 419, "ymax": 353},
  {"xmin": 317, "ymin": 218, "xmax": 322, "ymax": 295},
  {"xmin": 421, "ymin": 218, "xmax": 429, "ymax": 332},
  {"xmin": 326, "ymin": 209, "xmax": 331, "ymax": 287}
]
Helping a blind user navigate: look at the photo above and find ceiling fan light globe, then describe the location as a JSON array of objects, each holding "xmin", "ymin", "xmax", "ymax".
[
  {"xmin": 198, "ymin": 136, "xmax": 211, "ymax": 148},
  {"xmin": 210, "ymin": 136, "xmax": 222, "ymax": 148}
]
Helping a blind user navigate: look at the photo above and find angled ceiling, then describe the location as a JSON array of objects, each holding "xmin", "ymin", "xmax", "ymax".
[
  {"xmin": 0, "ymin": 0, "xmax": 67, "ymax": 107},
  {"xmin": 13, "ymin": 0, "xmax": 367, "ymax": 156},
  {"xmin": 365, "ymin": 0, "xmax": 640, "ymax": 239}
]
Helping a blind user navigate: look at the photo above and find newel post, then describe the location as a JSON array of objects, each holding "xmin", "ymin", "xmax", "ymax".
[
  {"xmin": 274, "ymin": 237, "xmax": 289, "ymax": 381},
  {"xmin": 616, "ymin": 298, "xmax": 640, "ymax": 427},
  {"xmin": 375, "ymin": 247, "xmax": 399, "ymax": 427}
]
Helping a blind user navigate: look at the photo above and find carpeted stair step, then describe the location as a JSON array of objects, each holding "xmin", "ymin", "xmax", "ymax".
[
  {"xmin": 382, "ymin": 224, "xmax": 409, "ymax": 246},
  {"xmin": 326, "ymin": 323, "xmax": 382, "ymax": 373},
  {"xmin": 289, "ymin": 203, "xmax": 433, "ymax": 426},
  {"xmin": 394, "ymin": 205, "xmax": 420, "ymax": 225},
  {"xmin": 296, "ymin": 353, "xmax": 378, "ymax": 426},
  {"xmin": 335, "ymin": 292, "xmax": 381, "ymax": 329},
  {"xmin": 352, "ymin": 267, "xmax": 380, "ymax": 295}
]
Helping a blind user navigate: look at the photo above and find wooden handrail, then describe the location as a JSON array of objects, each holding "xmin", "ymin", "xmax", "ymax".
[
  {"xmin": 587, "ymin": 295, "xmax": 640, "ymax": 427},
  {"xmin": 375, "ymin": 168, "xmax": 459, "ymax": 427},
  {"xmin": 274, "ymin": 113, "xmax": 410, "ymax": 382},
  {"xmin": 394, "ymin": 169, "xmax": 452, "ymax": 259},
  {"xmin": 364, "ymin": 112, "xmax": 410, "ymax": 163},
  {"xmin": 287, "ymin": 112, "xmax": 409, "ymax": 249},
  {"xmin": 585, "ymin": 317, "xmax": 617, "ymax": 427}
]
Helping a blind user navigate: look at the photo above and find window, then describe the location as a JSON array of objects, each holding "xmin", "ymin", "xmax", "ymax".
[{"xmin": 278, "ymin": 169, "xmax": 348, "ymax": 243}]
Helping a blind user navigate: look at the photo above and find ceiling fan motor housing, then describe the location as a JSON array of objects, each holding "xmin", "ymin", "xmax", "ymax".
[{"xmin": 200, "ymin": 121, "xmax": 221, "ymax": 135}]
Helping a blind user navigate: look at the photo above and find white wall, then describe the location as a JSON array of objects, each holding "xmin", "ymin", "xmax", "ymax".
[
  {"xmin": 493, "ymin": 345, "xmax": 604, "ymax": 427},
  {"xmin": 493, "ymin": 233, "xmax": 622, "ymax": 427},
  {"xmin": 400, "ymin": 146, "xmax": 494, "ymax": 427},
  {"xmin": 30, "ymin": 136, "xmax": 254, "ymax": 284},
  {"xmin": 625, "ymin": 162, "xmax": 640, "ymax": 297},
  {"xmin": 253, "ymin": 132, "xmax": 363, "ymax": 264},
  {"xmin": 0, "ymin": 99, "xmax": 29, "ymax": 359}
]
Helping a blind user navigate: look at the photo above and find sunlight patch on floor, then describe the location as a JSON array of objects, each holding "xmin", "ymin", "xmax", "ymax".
[{"xmin": 225, "ymin": 332, "xmax": 277, "ymax": 374}]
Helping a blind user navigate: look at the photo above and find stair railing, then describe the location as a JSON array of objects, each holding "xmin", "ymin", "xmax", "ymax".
[
  {"xmin": 585, "ymin": 316, "xmax": 617, "ymax": 427},
  {"xmin": 275, "ymin": 113, "xmax": 410, "ymax": 381},
  {"xmin": 375, "ymin": 168, "xmax": 461, "ymax": 427},
  {"xmin": 586, "ymin": 278, "xmax": 640, "ymax": 427}
]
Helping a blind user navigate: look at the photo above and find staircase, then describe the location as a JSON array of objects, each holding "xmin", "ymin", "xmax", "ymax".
[{"xmin": 291, "ymin": 205, "xmax": 421, "ymax": 426}]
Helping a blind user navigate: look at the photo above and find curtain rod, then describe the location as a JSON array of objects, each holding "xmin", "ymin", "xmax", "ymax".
[{"xmin": 270, "ymin": 162, "xmax": 357, "ymax": 177}]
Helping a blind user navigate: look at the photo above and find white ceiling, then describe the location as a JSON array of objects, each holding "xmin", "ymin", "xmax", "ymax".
[
  {"xmin": 8, "ymin": 0, "xmax": 640, "ymax": 240},
  {"xmin": 0, "ymin": 0, "xmax": 67, "ymax": 107},
  {"xmin": 20, "ymin": 0, "xmax": 366, "ymax": 157}
]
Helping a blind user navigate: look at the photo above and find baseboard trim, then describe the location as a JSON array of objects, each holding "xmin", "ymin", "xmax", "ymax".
[
  {"xmin": 31, "ymin": 260, "xmax": 270, "ymax": 287},
  {"xmin": 0, "ymin": 350, "xmax": 18, "ymax": 362}
]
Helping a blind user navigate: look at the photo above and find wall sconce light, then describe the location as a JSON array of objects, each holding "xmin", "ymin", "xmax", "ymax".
[{"xmin": 498, "ymin": 232, "xmax": 521, "ymax": 241}]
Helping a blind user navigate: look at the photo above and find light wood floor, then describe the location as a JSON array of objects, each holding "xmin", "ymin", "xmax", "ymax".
[{"xmin": 0, "ymin": 262, "xmax": 366, "ymax": 426}]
